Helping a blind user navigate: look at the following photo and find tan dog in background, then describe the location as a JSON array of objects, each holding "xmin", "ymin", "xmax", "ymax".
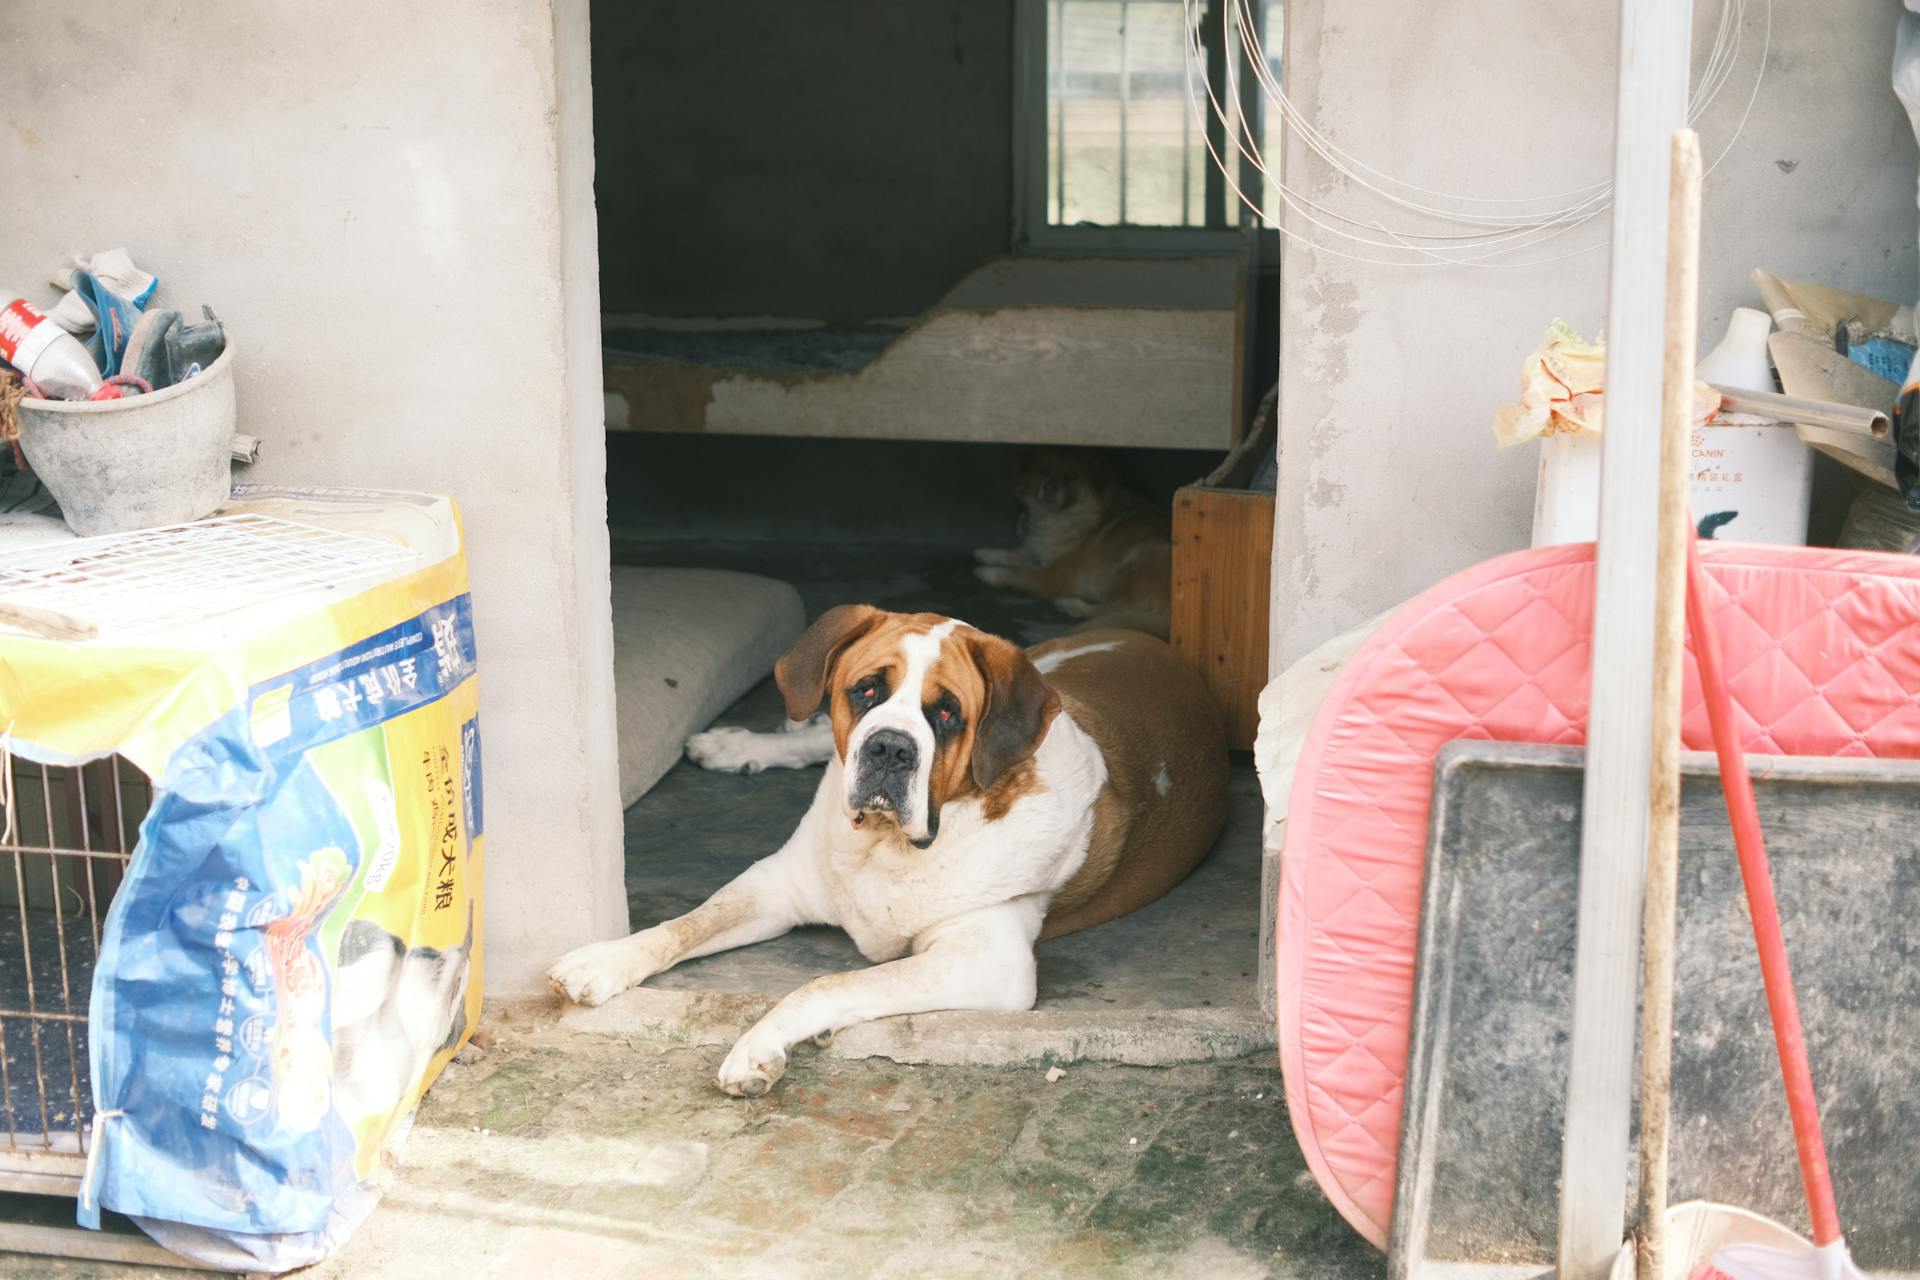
[
  {"xmin": 550, "ymin": 608, "xmax": 1228, "ymax": 1097},
  {"xmin": 973, "ymin": 449, "xmax": 1173, "ymax": 638}
]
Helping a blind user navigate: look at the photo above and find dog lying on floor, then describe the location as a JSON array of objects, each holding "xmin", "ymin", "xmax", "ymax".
[
  {"xmin": 548, "ymin": 606, "xmax": 1228, "ymax": 1097},
  {"xmin": 972, "ymin": 448, "xmax": 1174, "ymax": 638}
]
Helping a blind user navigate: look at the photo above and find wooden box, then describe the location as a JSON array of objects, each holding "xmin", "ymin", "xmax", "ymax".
[
  {"xmin": 1172, "ymin": 485, "xmax": 1274, "ymax": 750},
  {"xmin": 1170, "ymin": 394, "xmax": 1276, "ymax": 751}
]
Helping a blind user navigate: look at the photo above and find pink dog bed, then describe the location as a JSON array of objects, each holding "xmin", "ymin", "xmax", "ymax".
[{"xmin": 1277, "ymin": 541, "xmax": 1920, "ymax": 1247}]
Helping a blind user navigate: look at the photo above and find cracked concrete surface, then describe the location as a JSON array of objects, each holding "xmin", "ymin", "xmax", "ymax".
[{"xmin": 5, "ymin": 1016, "xmax": 1379, "ymax": 1279}]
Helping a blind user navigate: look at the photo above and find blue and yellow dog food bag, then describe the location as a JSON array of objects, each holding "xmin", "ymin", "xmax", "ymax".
[{"xmin": 0, "ymin": 489, "xmax": 483, "ymax": 1270}]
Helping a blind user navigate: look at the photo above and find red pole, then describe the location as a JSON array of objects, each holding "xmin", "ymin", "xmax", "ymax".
[{"xmin": 1684, "ymin": 532, "xmax": 1842, "ymax": 1247}]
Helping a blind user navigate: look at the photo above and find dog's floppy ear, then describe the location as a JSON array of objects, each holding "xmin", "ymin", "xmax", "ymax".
[
  {"xmin": 967, "ymin": 633, "xmax": 1061, "ymax": 790},
  {"xmin": 775, "ymin": 604, "xmax": 882, "ymax": 722}
]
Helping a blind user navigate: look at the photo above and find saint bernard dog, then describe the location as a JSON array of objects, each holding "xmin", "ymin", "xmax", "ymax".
[{"xmin": 547, "ymin": 606, "xmax": 1228, "ymax": 1097}]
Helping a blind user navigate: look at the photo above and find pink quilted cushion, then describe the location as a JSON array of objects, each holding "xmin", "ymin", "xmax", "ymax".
[{"xmin": 1278, "ymin": 541, "xmax": 1920, "ymax": 1247}]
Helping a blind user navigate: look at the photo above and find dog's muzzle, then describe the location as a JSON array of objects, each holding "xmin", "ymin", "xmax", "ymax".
[
  {"xmin": 848, "ymin": 728, "xmax": 937, "ymax": 847},
  {"xmin": 852, "ymin": 728, "xmax": 915, "ymax": 811}
]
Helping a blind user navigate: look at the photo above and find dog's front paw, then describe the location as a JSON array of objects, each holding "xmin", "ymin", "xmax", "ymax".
[
  {"xmin": 547, "ymin": 937, "xmax": 649, "ymax": 1007},
  {"xmin": 973, "ymin": 547, "xmax": 1023, "ymax": 567},
  {"xmin": 686, "ymin": 726, "xmax": 765, "ymax": 774},
  {"xmin": 716, "ymin": 1031, "xmax": 790, "ymax": 1098},
  {"xmin": 974, "ymin": 565, "xmax": 1019, "ymax": 588}
]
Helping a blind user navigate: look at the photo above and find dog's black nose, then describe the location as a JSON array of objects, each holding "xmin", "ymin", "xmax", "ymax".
[{"xmin": 862, "ymin": 729, "xmax": 917, "ymax": 773}]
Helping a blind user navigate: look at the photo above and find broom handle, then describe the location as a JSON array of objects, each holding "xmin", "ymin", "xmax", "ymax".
[
  {"xmin": 1683, "ymin": 532, "xmax": 1843, "ymax": 1247},
  {"xmin": 1635, "ymin": 126, "xmax": 1701, "ymax": 1280}
]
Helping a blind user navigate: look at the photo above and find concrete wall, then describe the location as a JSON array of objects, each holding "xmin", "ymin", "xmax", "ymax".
[
  {"xmin": 591, "ymin": 0, "xmax": 1015, "ymax": 318},
  {"xmin": 0, "ymin": 0, "xmax": 626, "ymax": 996},
  {"xmin": 1271, "ymin": 1, "xmax": 1919, "ymax": 669}
]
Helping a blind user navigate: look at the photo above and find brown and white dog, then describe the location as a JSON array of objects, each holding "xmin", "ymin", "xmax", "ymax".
[
  {"xmin": 973, "ymin": 448, "xmax": 1174, "ymax": 637},
  {"xmin": 547, "ymin": 607, "xmax": 1228, "ymax": 1097}
]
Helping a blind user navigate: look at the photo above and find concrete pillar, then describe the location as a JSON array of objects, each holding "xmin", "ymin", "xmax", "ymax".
[
  {"xmin": 0, "ymin": 0, "xmax": 626, "ymax": 995},
  {"xmin": 1268, "ymin": 1, "xmax": 1918, "ymax": 674}
]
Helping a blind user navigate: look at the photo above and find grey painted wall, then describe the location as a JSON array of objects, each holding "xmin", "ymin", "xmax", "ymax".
[
  {"xmin": 0, "ymin": 0, "xmax": 626, "ymax": 996},
  {"xmin": 1270, "ymin": 1, "xmax": 1919, "ymax": 669},
  {"xmin": 592, "ymin": 0, "xmax": 1016, "ymax": 318}
]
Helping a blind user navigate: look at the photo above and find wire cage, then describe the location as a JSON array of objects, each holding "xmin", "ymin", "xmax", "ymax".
[
  {"xmin": 0, "ymin": 513, "xmax": 411, "ymax": 1191},
  {"xmin": 0, "ymin": 505, "xmax": 435, "ymax": 1265},
  {"xmin": 0, "ymin": 755, "xmax": 148, "ymax": 1198}
]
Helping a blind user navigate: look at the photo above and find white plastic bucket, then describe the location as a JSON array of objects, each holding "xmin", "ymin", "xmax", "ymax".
[
  {"xmin": 1688, "ymin": 412, "xmax": 1813, "ymax": 545},
  {"xmin": 1606, "ymin": 1201, "xmax": 1831, "ymax": 1280},
  {"xmin": 1531, "ymin": 412, "xmax": 1812, "ymax": 548},
  {"xmin": 1531, "ymin": 431, "xmax": 1605, "ymax": 547}
]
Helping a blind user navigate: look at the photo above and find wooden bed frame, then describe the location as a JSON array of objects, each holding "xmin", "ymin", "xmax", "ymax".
[{"xmin": 603, "ymin": 240, "xmax": 1260, "ymax": 452}]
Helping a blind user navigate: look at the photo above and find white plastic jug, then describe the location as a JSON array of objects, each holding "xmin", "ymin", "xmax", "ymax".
[{"xmin": 1696, "ymin": 307, "xmax": 1775, "ymax": 391}]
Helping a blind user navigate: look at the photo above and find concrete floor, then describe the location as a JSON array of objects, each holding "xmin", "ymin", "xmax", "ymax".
[
  {"xmin": 0, "ymin": 539, "xmax": 1324, "ymax": 1277},
  {"xmin": 622, "ymin": 711, "xmax": 1266, "ymax": 1018},
  {"xmin": 4, "ymin": 1017, "xmax": 1382, "ymax": 1280}
]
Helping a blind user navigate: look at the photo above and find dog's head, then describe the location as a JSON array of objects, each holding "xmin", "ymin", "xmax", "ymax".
[
  {"xmin": 774, "ymin": 606, "xmax": 1060, "ymax": 848},
  {"xmin": 1015, "ymin": 448, "xmax": 1112, "ymax": 516}
]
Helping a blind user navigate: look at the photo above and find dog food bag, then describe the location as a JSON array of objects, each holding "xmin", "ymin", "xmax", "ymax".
[{"xmin": 0, "ymin": 487, "xmax": 484, "ymax": 1272}]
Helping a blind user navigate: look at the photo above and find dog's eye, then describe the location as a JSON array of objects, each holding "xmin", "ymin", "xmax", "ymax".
[
  {"xmin": 938, "ymin": 708, "xmax": 954, "ymax": 723},
  {"xmin": 860, "ymin": 684, "xmax": 878, "ymax": 702}
]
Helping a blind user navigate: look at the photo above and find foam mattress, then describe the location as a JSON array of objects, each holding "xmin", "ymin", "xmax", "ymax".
[{"xmin": 1277, "ymin": 541, "xmax": 1920, "ymax": 1246}]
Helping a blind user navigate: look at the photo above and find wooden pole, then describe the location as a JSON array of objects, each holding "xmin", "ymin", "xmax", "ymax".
[
  {"xmin": 1556, "ymin": 2, "xmax": 1695, "ymax": 1276},
  {"xmin": 1636, "ymin": 127, "xmax": 1702, "ymax": 1280}
]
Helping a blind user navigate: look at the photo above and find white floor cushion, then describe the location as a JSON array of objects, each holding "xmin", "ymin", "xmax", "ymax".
[{"xmin": 610, "ymin": 567, "xmax": 806, "ymax": 807}]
